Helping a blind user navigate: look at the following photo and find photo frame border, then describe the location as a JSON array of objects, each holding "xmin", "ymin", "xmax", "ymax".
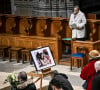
[{"xmin": 30, "ymin": 46, "xmax": 56, "ymax": 71}]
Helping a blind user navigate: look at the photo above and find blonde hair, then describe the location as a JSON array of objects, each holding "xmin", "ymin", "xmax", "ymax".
[{"xmin": 89, "ymin": 50, "xmax": 100, "ymax": 59}]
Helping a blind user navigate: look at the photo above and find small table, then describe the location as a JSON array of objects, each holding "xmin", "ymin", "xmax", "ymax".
[{"xmin": 27, "ymin": 68, "xmax": 52, "ymax": 90}]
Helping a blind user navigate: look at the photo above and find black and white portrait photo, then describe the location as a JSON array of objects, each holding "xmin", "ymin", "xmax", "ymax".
[{"xmin": 30, "ymin": 46, "xmax": 56, "ymax": 71}]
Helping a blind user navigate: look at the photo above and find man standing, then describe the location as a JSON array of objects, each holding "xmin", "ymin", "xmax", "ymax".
[{"xmin": 69, "ymin": 6, "xmax": 86, "ymax": 41}]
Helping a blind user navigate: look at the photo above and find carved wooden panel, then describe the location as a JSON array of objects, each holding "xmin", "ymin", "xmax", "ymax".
[
  {"xmin": 0, "ymin": 15, "xmax": 6, "ymax": 33},
  {"xmin": 1, "ymin": 14, "xmax": 100, "ymax": 42},
  {"xmin": 87, "ymin": 20, "xmax": 100, "ymax": 41},
  {"xmin": 6, "ymin": 16, "xmax": 16, "ymax": 34},
  {"xmin": 62, "ymin": 19, "xmax": 72, "ymax": 38},
  {"xmin": 19, "ymin": 17, "xmax": 29, "ymax": 35},
  {"xmin": 48, "ymin": 18, "xmax": 63, "ymax": 37},
  {"xmin": 28, "ymin": 17, "xmax": 36, "ymax": 36},
  {"xmin": 35, "ymin": 17, "xmax": 47, "ymax": 36}
]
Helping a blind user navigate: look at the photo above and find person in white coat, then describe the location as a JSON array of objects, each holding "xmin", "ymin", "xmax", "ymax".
[{"xmin": 69, "ymin": 6, "xmax": 87, "ymax": 41}]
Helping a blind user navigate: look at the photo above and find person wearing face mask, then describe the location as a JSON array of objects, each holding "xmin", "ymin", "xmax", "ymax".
[{"xmin": 69, "ymin": 5, "xmax": 87, "ymax": 41}]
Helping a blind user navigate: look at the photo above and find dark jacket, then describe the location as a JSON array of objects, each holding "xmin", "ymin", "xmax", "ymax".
[
  {"xmin": 48, "ymin": 73, "xmax": 73, "ymax": 90},
  {"xmin": 80, "ymin": 59, "xmax": 98, "ymax": 90},
  {"xmin": 17, "ymin": 80, "xmax": 37, "ymax": 90},
  {"xmin": 92, "ymin": 71, "xmax": 100, "ymax": 90}
]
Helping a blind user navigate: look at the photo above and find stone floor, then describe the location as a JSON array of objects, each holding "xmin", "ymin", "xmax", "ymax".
[{"xmin": 0, "ymin": 59, "xmax": 84, "ymax": 90}]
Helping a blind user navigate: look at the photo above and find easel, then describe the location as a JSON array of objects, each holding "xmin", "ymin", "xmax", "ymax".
[{"xmin": 27, "ymin": 68, "xmax": 52, "ymax": 90}]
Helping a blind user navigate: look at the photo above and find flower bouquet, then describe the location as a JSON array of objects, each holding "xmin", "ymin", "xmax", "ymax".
[{"xmin": 4, "ymin": 72, "xmax": 19, "ymax": 90}]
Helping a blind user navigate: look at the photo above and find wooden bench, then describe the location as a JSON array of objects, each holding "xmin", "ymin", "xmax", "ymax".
[
  {"xmin": 9, "ymin": 47, "xmax": 23, "ymax": 63},
  {"xmin": 21, "ymin": 48, "xmax": 33, "ymax": 64},
  {"xmin": 0, "ymin": 46, "xmax": 10, "ymax": 61}
]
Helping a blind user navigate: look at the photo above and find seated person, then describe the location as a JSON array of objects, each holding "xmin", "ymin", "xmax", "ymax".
[
  {"xmin": 48, "ymin": 70, "xmax": 73, "ymax": 90},
  {"xmin": 92, "ymin": 61, "xmax": 100, "ymax": 90},
  {"xmin": 17, "ymin": 71, "xmax": 37, "ymax": 90}
]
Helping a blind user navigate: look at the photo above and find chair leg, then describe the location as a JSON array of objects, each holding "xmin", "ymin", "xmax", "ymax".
[
  {"xmin": 77, "ymin": 59, "xmax": 80, "ymax": 68},
  {"xmin": 70, "ymin": 58, "xmax": 73, "ymax": 70},
  {"xmin": 2, "ymin": 49, "xmax": 5, "ymax": 61},
  {"xmin": 80, "ymin": 60, "xmax": 81, "ymax": 67},
  {"xmin": 16, "ymin": 51, "xmax": 19, "ymax": 63},
  {"xmin": 81, "ymin": 58, "xmax": 84, "ymax": 70},
  {"xmin": 22, "ymin": 54, "xmax": 24, "ymax": 64},
  {"xmin": 29, "ymin": 55, "xmax": 32, "ymax": 65},
  {"xmin": 72, "ymin": 58, "xmax": 74, "ymax": 66},
  {"xmin": 9, "ymin": 50, "xmax": 12, "ymax": 62},
  {"xmin": 25, "ymin": 55, "xmax": 27, "ymax": 61}
]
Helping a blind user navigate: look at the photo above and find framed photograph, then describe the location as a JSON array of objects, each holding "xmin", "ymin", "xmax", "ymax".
[{"xmin": 30, "ymin": 46, "xmax": 56, "ymax": 71}]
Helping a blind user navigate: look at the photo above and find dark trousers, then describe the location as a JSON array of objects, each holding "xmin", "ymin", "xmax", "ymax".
[{"xmin": 72, "ymin": 38, "xmax": 86, "ymax": 41}]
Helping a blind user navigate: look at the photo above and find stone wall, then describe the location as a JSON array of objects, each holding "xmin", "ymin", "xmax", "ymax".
[{"xmin": 11, "ymin": 0, "xmax": 79, "ymax": 18}]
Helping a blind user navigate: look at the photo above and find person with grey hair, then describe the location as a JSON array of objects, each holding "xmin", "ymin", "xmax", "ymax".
[
  {"xmin": 92, "ymin": 61, "xmax": 100, "ymax": 90},
  {"xmin": 17, "ymin": 71, "xmax": 37, "ymax": 90},
  {"xmin": 69, "ymin": 5, "xmax": 87, "ymax": 41}
]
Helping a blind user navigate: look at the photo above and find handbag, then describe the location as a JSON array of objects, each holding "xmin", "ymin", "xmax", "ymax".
[
  {"xmin": 82, "ymin": 73, "xmax": 95, "ymax": 89},
  {"xmin": 82, "ymin": 80, "xmax": 88, "ymax": 89}
]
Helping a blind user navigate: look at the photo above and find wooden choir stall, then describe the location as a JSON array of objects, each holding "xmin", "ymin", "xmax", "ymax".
[{"xmin": 0, "ymin": 14, "xmax": 100, "ymax": 66}]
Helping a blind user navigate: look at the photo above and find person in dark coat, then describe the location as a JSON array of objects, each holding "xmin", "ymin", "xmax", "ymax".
[
  {"xmin": 16, "ymin": 71, "xmax": 37, "ymax": 90},
  {"xmin": 80, "ymin": 50, "xmax": 100, "ymax": 90},
  {"xmin": 48, "ymin": 70, "xmax": 73, "ymax": 90},
  {"xmin": 92, "ymin": 61, "xmax": 100, "ymax": 90}
]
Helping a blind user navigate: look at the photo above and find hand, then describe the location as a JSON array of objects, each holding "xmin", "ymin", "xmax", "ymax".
[
  {"xmin": 76, "ymin": 27, "xmax": 84, "ymax": 30},
  {"xmin": 72, "ymin": 38, "xmax": 76, "ymax": 41},
  {"xmin": 76, "ymin": 27, "xmax": 80, "ymax": 30}
]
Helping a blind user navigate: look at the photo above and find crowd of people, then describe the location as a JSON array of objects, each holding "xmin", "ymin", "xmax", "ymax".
[
  {"xmin": 12, "ymin": 70, "xmax": 73, "ymax": 90},
  {"xmin": 11, "ymin": 49, "xmax": 100, "ymax": 90}
]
